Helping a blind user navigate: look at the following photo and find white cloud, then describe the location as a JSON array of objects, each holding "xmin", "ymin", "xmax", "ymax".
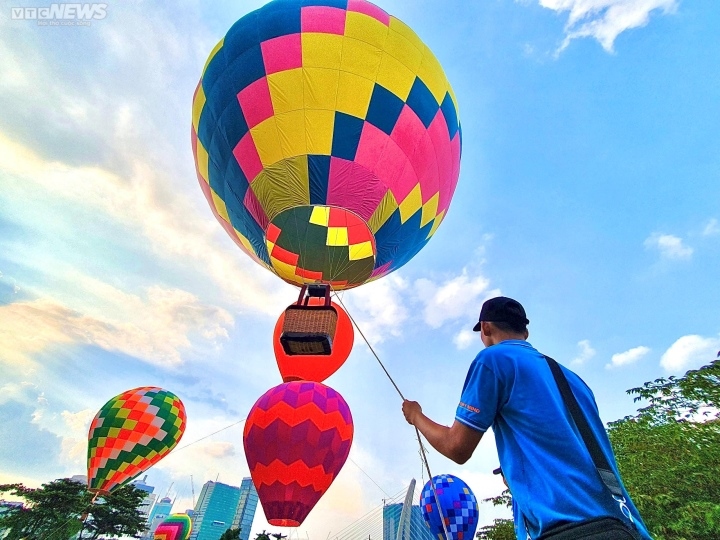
[
  {"xmin": 644, "ymin": 232, "xmax": 693, "ymax": 260},
  {"xmin": 606, "ymin": 345, "xmax": 650, "ymax": 369},
  {"xmin": 703, "ymin": 218, "xmax": 719, "ymax": 236},
  {"xmin": 0, "ymin": 285, "xmax": 233, "ymax": 368},
  {"xmin": 571, "ymin": 339, "xmax": 596, "ymax": 365},
  {"xmin": 535, "ymin": 0, "xmax": 679, "ymax": 52},
  {"xmin": 415, "ymin": 270, "xmax": 500, "ymax": 329},
  {"xmin": 454, "ymin": 329, "xmax": 477, "ymax": 350},
  {"xmin": 660, "ymin": 335, "xmax": 720, "ymax": 373},
  {"xmin": 336, "ymin": 275, "xmax": 410, "ymax": 345}
]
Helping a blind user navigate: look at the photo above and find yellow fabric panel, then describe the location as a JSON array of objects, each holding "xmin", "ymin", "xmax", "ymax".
[
  {"xmin": 268, "ymin": 68, "xmax": 304, "ymax": 114},
  {"xmin": 326, "ymin": 227, "xmax": 349, "ymax": 246},
  {"xmin": 384, "ymin": 27, "xmax": 423, "ymax": 73},
  {"xmin": 251, "ymin": 117, "xmax": 284, "ymax": 167},
  {"xmin": 426, "ymin": 209, "xmax": 446, "ymax": 239},
  {"xmin": 108, "ymin": 427, "xmax": 120, "ymax": 438},
  {"xmin": 368, "ymin": 190, "xmax": 398, "ymax": 232},
  {"xmin": 211, "ymin": 190, "xmax": 231, "ymax": 222},
  {"xmin": 303, "ymin": 67, "xmax": 339, "ymax": 111},
  {"xmin": 192, "ymin": 84, "xmax": 206, "ymax": 133},
  {"xmin": 271, "ymin": 257, "xmax": 299, "ymax": 282},
  {"xmin": 344, "ymin": 11, "xmax": 389, "ymax": 49},
  {"xmin": 203, "ymin": 38, "xmax": 224, "ymax": 73},
  {"xmin": 341, "ymin": 36, "xmax": 382, "ymax": 81},
  {"xmin": 336, "ymin": 71, "xmax": 374, "ymax": 118},
  {"xmin": 399, "ymin": 183, "xmax": 422, "ymax": 223},
  {"xmin": 195, "ymin": 140, "xmax": 209, "ymax": 183},
  {"xmin": 376, "ymin": 52, "xmax": 416, "ymax": 101},
  {"xmin": 310, "ymin": 206, "xmax": 330, "ymax": 226},
  {"xmin": 448, "ymin": 86, "xmax": 460, "ymax": 118},
  {"xmin": 349, "ymin": 241, "xmax": 374, "ymax": 261},
  {"xmin": 305, "ymin": 109, "xmax": 334, "ymax": 155},
  {"xmin": 302, "ymin": 32, "xmax": 343, "ymax": 70},
  {"xmin": 417, "ymin": 49, "xmax": 448, "ymax": 104},
  {"xmin": 251, "ymin": 156, "xmax": 309, "ymax": 221},
  {"xmin": 421, "ymin": 192, "xmax": 439, "ymax": 228},
  {"xmin": 236, "ymin": 230, "xmax": 258, "ymax": 256},
  {"xmin": 275, "ymin": 110, "xmax": 307, "ymax": 158},
  {"xmin": 388, "ymin": 18, "xmax": 426, "ymax": 59}
]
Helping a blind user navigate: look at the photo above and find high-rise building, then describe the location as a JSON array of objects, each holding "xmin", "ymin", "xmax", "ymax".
[
  {"xmin": 190, "ymin": 479, "xmax": 258, "ymax": 540},
  {"xmin": 234, "ymin": 478, "xmax": 258, "ymax": 540},
  {"xmin": 131, "ymin": 475, "xmax": 157, "ymax": 525},
  {"xmin": 383, "ymin": 503, "xmax": 434, "ymax": 540},
  {"xmin": 147, "ymin": 496, "xmax": 174, "ymax": 535}
]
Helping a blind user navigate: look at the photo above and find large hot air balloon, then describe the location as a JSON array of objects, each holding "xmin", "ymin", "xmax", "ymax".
[
  {"xmin": 154, "ymin": 514, "xmax": 193, "ymax": 540},
  {"xmin": 87, "ymin": 387, "xmax": 186, "ymax": 495},
  {"xmin": 420, "ymin": 474, "xmax": 479, "ymax": 540},
  {"xmin": 243, "ymin": 381, "xmax": 353, "ymax": 526},
  {"xmin": 192, "ymin": 0, "xmax": 461, "ymax": 291}
]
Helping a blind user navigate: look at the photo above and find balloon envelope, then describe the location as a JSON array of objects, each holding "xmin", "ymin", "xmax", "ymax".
[
  {"xmin": 420, "ymin": 474, "xmax": 479, "ymax": 540},
  {"xmin": 192, "ymin": 0, "xmax": 462, "ymax": 290},
  {"xmin": 243, "ymin": 381, "xmax": 353, "ymax": 526},
  {"xmin": 87, "ymin": 387, "xmax": 186, "ymax": 494},
  {"xmin": 154, "ymin": 514, "xmax": 193, "ymax": 540}
]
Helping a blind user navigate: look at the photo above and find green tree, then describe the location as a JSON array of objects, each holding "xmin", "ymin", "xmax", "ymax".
[
  {"xmin": 0, "ymin": 478, "xmax": 147, "ymax": 540},
  {"xmin": 475, "ymin": 490, "xmax": 515, "ymax": 540},
  {"xmin": 219, "ymin": 527, "xmax": 242, "ymax": 540},
  {"xmin": 608, "ymin": 359, "xmax": 720, "ymax": 540}
]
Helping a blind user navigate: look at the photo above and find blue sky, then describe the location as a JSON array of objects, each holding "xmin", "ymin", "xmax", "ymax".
[{"xmin": 1, "ymin": 0, "xmax": 719, "ymax": 536}]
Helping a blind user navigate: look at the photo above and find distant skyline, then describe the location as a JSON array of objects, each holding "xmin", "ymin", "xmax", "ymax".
[{"xmin": 1, "ymin": 0, "xmax": 719, "ymax": 537}]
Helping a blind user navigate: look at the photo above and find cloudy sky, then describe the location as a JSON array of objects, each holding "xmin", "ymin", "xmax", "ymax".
[{"xmin": 1, "ymin": 0, "xmax": 719, "ymax": 537}]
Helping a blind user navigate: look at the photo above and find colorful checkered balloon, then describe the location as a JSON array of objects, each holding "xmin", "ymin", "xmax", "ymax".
[
  {"xmin": 243, "ymin": 381, "xmax": 353, "ymax": 526},
  {"xmin": 420, "ymin": 474, "xmax": 479, "ymax": 540},
  {"xmin": 87, "ymin": 387, "xmax": 186, "ymax": 495},
  {"xmin": 192, "ymin": 0, "xmax": 461, "ymax": 290},
  {"xmin": 154, "ymin": 514, "xmax": 193, "ymax": 540}
]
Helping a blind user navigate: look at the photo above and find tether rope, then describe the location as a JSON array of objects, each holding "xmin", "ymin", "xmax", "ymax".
[{"xmin": 331, "ymin": 289, "xmax": 452, "ymax": 540}]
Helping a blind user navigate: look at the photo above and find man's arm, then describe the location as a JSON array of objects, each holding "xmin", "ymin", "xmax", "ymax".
[{"xmin": 402, "ymin": 400, "xmax": 483, "ymax": 464}]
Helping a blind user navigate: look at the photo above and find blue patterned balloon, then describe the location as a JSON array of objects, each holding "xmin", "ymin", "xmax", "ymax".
[{"xmin": 420, "ymin": 474, "xmax": 479, "ymax": 540}]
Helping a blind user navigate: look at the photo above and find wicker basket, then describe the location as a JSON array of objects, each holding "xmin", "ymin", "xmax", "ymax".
[{"xmin": 280, "ymin": 285, "xmax": 338, "ymax": 356}]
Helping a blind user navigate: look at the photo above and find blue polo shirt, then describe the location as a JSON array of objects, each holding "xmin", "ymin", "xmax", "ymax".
[{"xmin": 455, "ymin": 340, "xmax": 651, "ymax": 540}]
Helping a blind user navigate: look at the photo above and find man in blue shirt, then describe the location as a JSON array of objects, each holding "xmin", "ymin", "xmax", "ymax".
[{"xmin": 402, "ymin": 296, "xmax": 651, "ymax": 539}]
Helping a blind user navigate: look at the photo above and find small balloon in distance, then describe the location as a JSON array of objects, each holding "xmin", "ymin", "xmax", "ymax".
[{"xmin": 420, "ymin": 474, "xmax": 479, "ymax": 540}]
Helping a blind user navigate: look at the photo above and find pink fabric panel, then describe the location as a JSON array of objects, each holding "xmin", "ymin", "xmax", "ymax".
[
  {"xmin": 327, "ymin": 157, "xmax": 387, "ymax": 221},
  {"xmin": 355, "ymin": 122, "xmax": 390, "ymax": 173},
  {"xmin": 370, "ymin": 261, "xmax": 392, "ymax": 278},
  {"xmin": 427, "ymin": 109, "xmax": 453, "ymax": 203},
  {"xmin": 301, "ymin": 6, "xmax": 346, "ymax": 34},
  {"xmin": 243, "ymin": 186, "xmax": 269, "ymax": 231},
  {"xmin": 391, "ymin": 105, "xmax": 427, "ymax": 164},
  {"xmin": 375, "ymin": 138, "xmax": 414, "ymax": 202},
  {"xmin": 348, "ymin": 0, "xmax": 390, "ymax": 26},
  {"xmin": 410, "ymin": 130, "xmax": 439, "ymax": 204},
  {"xmin": 439, "ymin": 132, "xmax": 462, "ymax": 213},
  {"xmin": 392, "ymin": 160, "xmax": 418, "ymax": 204},
  {"xmin": 233, "ymin": 133, "xmax": 264, "ymax": 182},
  {"xmin": 237, "ymin": 77, "xmax": 274, "ymax": 128},
  {"xmin": 261, "ymin": 33, "xmax": 302, "ymax": 74}
]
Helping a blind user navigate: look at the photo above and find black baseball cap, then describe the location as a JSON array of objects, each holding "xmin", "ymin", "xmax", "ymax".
[{"xmin": 473, "ymin": 296, "xmax": 529, "ymax": 332}]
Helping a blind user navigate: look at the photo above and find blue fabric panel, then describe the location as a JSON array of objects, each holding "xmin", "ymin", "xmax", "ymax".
[
  {"xmin": 331, "ymin": 112, "xmax": 364, "ymax": 160},
  {"xmin": 200, "ymin": 48, "xmax": 228, "ymax": 100},
  {"xmin": 440, "ymin": 92, "xmax": 459, "ymax": 139},
  {"xmin": 224, "ymin": 44, "xmax": 266, "ymax": 95},
  {"xmin": 366, "ymin": 84, "xmax": 405, "ymax": 135},
  {"xmin": 406, "ymin": 77, "xmax": 439, "ymax": 128},
  {"xmin": 308, "ymin": 154, "xmax": 330, "ymax": 205},
  {"xmin": 223, "ymin": 164, "xmax": 270, "ymax": 264},
  {"xmin": 197, "ymin": 106, "xmax": 218, "ymax": 153},
  {"xmin": 301, "ymin": 0, "xmax": 348, "ymax": 8},
  {"xmin": 224, "ymin": 12, "xmax": 260, "ymax": 61},
  {"xmin": 373, "ymin": 210, "xmax": 404, "ymax": 269},
  {"xmin": 373, "ymin": 209, "xmax": 431, "ymax": 271},
  {"xmin": 257, "ymin": 4, "xmax": 301, "ymax": 42}
]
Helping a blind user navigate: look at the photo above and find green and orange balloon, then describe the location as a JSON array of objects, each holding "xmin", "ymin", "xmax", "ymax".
[{"xmin": 87, "ymin": 387, "xmax": 186, "ymax": 495}]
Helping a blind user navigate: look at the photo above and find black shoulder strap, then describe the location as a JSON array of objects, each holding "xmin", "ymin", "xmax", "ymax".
[{"xmin": 543, "ymin": 355, "xmax": 623, "ymax": 497}]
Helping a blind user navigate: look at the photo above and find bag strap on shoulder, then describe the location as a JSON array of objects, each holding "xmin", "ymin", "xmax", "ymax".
[{"xmin": 543, "ymin": 355, "xmax": 622, "ymax": 497}]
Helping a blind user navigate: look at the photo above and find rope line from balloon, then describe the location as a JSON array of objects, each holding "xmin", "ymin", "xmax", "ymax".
[{"xmin": 331, "ymin": 290, "xmax": 452, "ymax": 540}]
